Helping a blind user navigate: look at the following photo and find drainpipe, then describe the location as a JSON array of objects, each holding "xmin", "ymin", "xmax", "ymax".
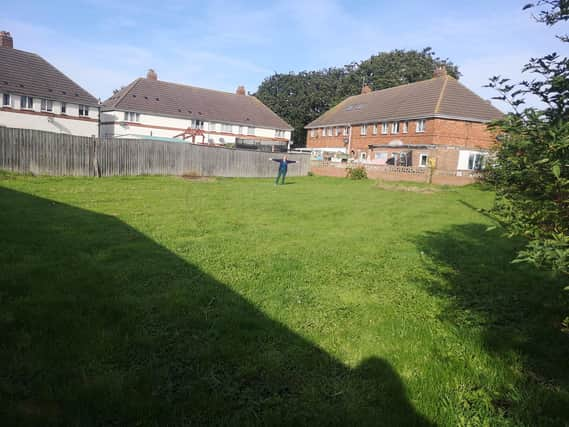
[{"xmin": 347, "ymin": 125, "xmax": 353, "ymax": 162}]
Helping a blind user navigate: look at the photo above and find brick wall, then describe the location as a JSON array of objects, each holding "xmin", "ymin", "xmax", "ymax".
[
  {"xmin": 311, "ymin": 164, "xmax": 480, "ymax": 186},
  {"xmin": 306, "ymin": 118, "xmax": 497, "ymax": 170},
  {"xmin": 432, "ymin": 119, "xmax": 497, "ymax": 149}
]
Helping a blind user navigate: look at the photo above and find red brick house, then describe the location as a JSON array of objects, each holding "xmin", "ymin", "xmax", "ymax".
[{"xmin": 305, "ymin": 68, "xmax": 503, "ymax": 174}]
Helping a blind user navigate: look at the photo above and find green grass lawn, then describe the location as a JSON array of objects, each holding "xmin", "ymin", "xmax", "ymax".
[{"xmin": 1, "ymin": 174, "xmax": 567, "ymax": 426}]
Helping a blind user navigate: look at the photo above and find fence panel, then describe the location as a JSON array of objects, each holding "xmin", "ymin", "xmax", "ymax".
[{"xmin": 0, "ymin": 127, "xmax": 309, "ymax": 178}]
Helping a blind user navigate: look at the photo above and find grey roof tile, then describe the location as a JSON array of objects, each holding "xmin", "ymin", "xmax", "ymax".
[
  {"xmin": 305, "ymin": 76, "xmax": 503, "ymax": 128},
  {"xmin": 0, "ymin": 46, "xmax": 99, "ymax": 106},
  {"xmin": 103, "ymin": 78, "xmax": 292, "ymax": 130}
]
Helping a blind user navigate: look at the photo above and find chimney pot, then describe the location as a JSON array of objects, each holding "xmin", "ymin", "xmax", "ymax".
[
  {"xmin": 361, "ymin": 84, "xmax": 372, "ymax": 95},
  {"xmin": 146, "ymin": 69, "xmax": 158, "ymax": 80},
  {"xmin": 433, "ymin": 66, "xmax": 447, "ymax": 78},
  {"xmin": 236, "ymin": 85, "xmax": 246, "ymax": 95},
  {"xmin": 0, "ymin": 31, "xmax": 13, "ymax": 49}
]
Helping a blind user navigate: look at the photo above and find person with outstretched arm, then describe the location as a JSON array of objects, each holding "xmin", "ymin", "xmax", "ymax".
[{"xmin": 270, "ymin": 155, "xmax": 296, "ymax": 185}]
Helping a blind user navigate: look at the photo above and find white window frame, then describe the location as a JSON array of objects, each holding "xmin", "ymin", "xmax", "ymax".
[
  {"xmin": 123, "ymin": 111, "xmax": 140, "ymax": 122},
  {"xmin": 248, "ymin": 127, "xmax": 255, "ymax": 136},
  {"xmin": 381, "ymin": 122, "xmax": 388, "ymax": 134},
  {"xmin": 375, "ymin": 152, "xmax": 387, "ymax": 161},
  {"xmin": 419, "ymin": 153, "xmax": 429, "ymax": 167},
  {"xmin": 360, "ymin": 152, "xmax": 367, "ymax": 161},
  {"xmin": 209, "ymin": 122, "xmax": 218, "ymax": 132},
  {"xmin": 20, "ymin": 96, "xmax": 33, "ymax": 109},
  {"xmin": 391, "ymin": 122, "xmax": 399, "ymax": 134},
  {"xmin": 221, "ymin": 123, "xmax": 232, "ymax": 133},
  {"xmin": 2, "ymin": 93, "xmax": 11, "ymax": 107},
  {"xmin": 40, "ymin": 99, "xmax": 53, "ymax": 112},
  {"xmin": 321, "ymin": 128, "xmax": 325, "ymax": 137},
  {"xmin": 360, "ymin": 124, "xmax": 367, "ymax": 136},
  {"xmin": 416, "ymin": 119, "xmax": 426, "ymax": 133},
  {"xmin": 60, "ymin": 102, "xmax": 67, "ymax": 114},
  {"xmin": 402, "ymin": 121, "xmax": 408, "ymax": 133},
  {"xmin": 344, "ymin": 126, "xmax": 350, "ymax": 136},
  {"xmin": 334, "ymin": 127, "xmax": 339, "ymax": 137},
  {"xmin": 310, "ymin": 129, "xmax": 316, "ymax": 138},
  {"xmin": 468, "ymin": 153, "xmax": 485, "ymax": 170},
  {"xmin": 79, "ymin": 105, "xmax": 89, "ymax": 117},
  {"xmin": 372, "ymin": 124, "xmax": 378, "ymax": 135}
]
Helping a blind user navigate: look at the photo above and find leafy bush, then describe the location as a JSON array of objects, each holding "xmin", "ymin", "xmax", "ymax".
[
  {"xmin": 485, "ymin": 1, "xmax": 569, "ymax": 276},
  {"xmin": 346, "ymin": 166, "xmax": 368, "ymax": 180}
]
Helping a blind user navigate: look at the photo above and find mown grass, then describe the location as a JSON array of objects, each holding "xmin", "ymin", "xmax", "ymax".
[{"xmin": 0, "ymin": 174, "xmax": 567, "ymax": 426}]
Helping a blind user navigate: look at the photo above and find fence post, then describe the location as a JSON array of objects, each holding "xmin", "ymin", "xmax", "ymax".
[{"xmin": 92, "ymin": 136, "xmax": 101, "ymax": 177}]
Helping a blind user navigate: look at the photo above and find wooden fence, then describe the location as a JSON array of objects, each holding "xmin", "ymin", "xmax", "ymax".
[{"xmin": 0, "ymin": 127, "xmax": 310, "ymax": 177}]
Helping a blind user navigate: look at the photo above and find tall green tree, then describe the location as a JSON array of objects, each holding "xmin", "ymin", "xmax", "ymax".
[
  {"xmin": 255, "ymin": 48, "xmax": 459, "ymax": 147},
  {"xmin": 485, "ymin": 0, "xmax": 568, "ymax": 328}
]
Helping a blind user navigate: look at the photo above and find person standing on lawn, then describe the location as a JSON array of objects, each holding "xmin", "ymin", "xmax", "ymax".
[{"xmin": 270, "ymin": 155, "xmax": 296, "ymax": 185}]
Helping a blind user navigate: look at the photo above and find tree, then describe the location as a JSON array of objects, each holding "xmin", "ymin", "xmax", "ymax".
[
  {"xmin": 255, "ymin": 48, "xmax": 459, "ymax": 147},
  {"xmin": 485, "ymin": 1, "xmax": 568, "ymax": 328}
]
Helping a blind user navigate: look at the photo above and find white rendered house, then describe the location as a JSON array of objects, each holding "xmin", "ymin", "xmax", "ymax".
[
  {"xmin": 0, "ymin": 31, "xmax": 100, "ymax": 137},
  {"xmin": 101, "ymin": 70, "xmax": 292, "ymax": 147}
]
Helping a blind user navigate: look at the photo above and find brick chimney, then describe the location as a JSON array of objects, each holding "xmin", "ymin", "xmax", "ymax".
[
  {"xmin": 0, "ymin": 31, "xmax": 13, "ymax": 48},
  {"xmin": 146, "ymin": 69, "xmax": 158, "ymax": 80},
  {"xmin": 361, "ymin": 84, "xmax": 372, "ymax": 95},
  {"xmin": 236, "ymin": 85, "xmax": 246, "ymax": 95},
  {"xmin": 433, "ymin": 66, "xmax": 447, "ymax": 78}
]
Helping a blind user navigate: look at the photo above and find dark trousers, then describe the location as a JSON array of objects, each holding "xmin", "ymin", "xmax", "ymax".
[{"xmin": 276, "ymin": 168, "xmax": 287, "ymax": 184}]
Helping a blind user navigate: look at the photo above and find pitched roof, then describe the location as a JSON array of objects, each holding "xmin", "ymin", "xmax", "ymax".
[
  {"xmin": 0, "ymin": 46, "xmax": 99, "ymax": 106},
  {"xmin": 305, "ymin": 75, "xmax": 504, "ymax": 128},
  {"xmin": 103, "ymin": 78, "xmax": 293, "ymax": 130}
]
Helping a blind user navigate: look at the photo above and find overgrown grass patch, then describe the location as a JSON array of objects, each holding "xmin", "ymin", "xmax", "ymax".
[{"xmin": 0, "ymin": 175, "xmax": 567, "ymax": 426}]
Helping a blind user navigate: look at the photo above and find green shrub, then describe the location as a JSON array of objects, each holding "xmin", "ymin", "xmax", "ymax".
[{"xmin": 346, "ymin": 166, "xmax": 368, "ymax": 180}]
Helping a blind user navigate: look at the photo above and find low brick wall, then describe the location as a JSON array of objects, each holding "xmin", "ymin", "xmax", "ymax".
[{"xmin": 311, "ymin": 163, "xmax": 481, "ymax": 186}]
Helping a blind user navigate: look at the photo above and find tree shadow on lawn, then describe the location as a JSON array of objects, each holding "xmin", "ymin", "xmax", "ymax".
[
  {"xmin": 415, "ymin": 223, "xmax": 569, "ymax": 425},
  {"xmin": 0, "ymin": 187, "xmax": 431, "ymax": 426}
]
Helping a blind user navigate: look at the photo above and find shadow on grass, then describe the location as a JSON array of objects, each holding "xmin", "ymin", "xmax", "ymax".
[
  {"xmin": 0, "ymin": 187, "xmax": 431, "ymax": 426},
  {"xmin": 415, "ymin": 223, "xmax": 569, "ymax": 425}
]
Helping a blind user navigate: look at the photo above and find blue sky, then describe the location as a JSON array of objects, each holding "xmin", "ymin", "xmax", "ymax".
[{"xmin": 1, "ymin": 0, "xmax": 566, "ymax": 110}]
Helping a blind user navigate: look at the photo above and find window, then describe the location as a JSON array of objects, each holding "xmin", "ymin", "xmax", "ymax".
[
  {"xmin": 221, "ymin": 123, "xmax": 232, "ymax": 132},
  {"xmin": 123, "ymin": 111, "xmax": 140, "ymax": 122},
  {"xmin": 60, "ymin": 102, "xmax": 67, "ymax": 114},
  {"xmin": 391, "ymin": 122, "xmax": 399, "ymax": 134},
  {"xmin": 209, "ymin": 122, "xmax": 218, "ymax": 131},
  {"xmin": 381, "ymin": 122, "xmax": 388, "ymax": 134},
  {"xmin": 468, "ymin": 153, "xmax": 485, "ymax": 170},
  {"xmin": 360, "ymin": 124, "xmax": 367, "ymax": 136},
  {"xmin": 248, "ymin": 127, "xmax": 255, "ymax": 135},
  {"xmin": 192, "ymin": 119, "xmax": 204, "ymax": 129},
  {"xmin": 2, "ymin": 93, "xmax": 10, "ymax": 107},
  {"xmin": 321, "ymin": 128, "xmax": 325, "ymax": 137},
  {"xmin": 20, "ymin": 96, "xmax": 33, "ymax": 109},
  {"xmin": 79, "ymin": 105, "xmax": 89, "ymax": 117},
  {"xmin": 372, "ymin": 124, "xmax": 378, "ymax": 135},
  {"xmin": 343, "ymin": 127, "xmax": 350, "ymax": 136},
  {"xmin": 402, "ymin": 121, "xmax": 408, "ymax": 133},
  {"xmin": 334, "ymin": 127, "xmax": 339, "ymax": 137},
  {"xmin": 375, "ymin": 152, "xmax": 388, "ymax": 161},
  {"xmin": 416, "ymin": 119, "xmax": 426, "ymax": 133},
  {"xmin": 360, "ymin": 152, "xmax": 367, "ymax": 161},
  {"xmin": 40, "ymin": 99, "xmax": 53, "ymax": 112},
  {"xmin": 419, "ymin": 153, "xmax": 429, "ymax": 167},
  {"xmin": 276, "ymin": 129, "xmax": 286, "ymax": 138},
  {"xmin": 310, "ymin": 129, "xmax": 316, "ymax": 138}
]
